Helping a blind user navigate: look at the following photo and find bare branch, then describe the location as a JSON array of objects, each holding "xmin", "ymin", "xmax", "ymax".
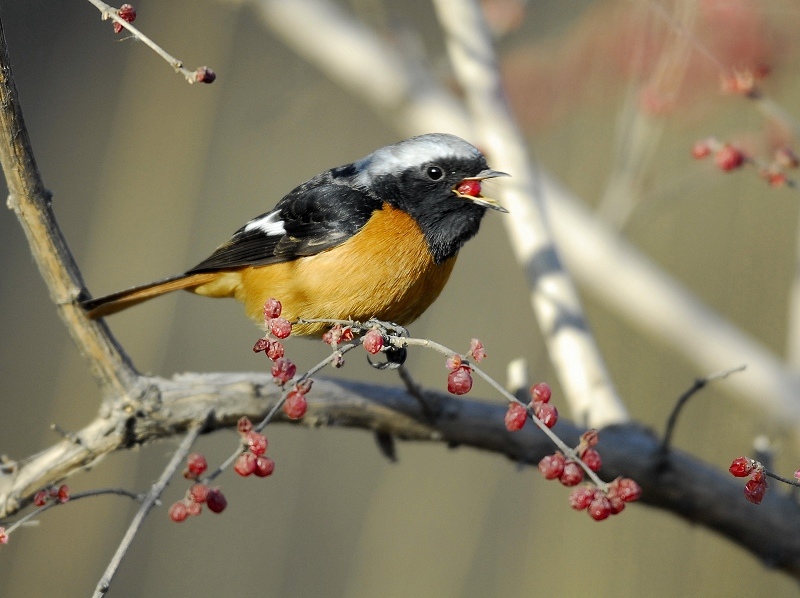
[
  {"xmin": 432, "ymin": 0, "xmax": 628, "ymax": 428},
  {"xmin": 0, "ymin": 16, "xmax": 138, "ymax": 400},
  {"xmin": 84, "ymin": 0, "xmax": 215, "ymax": 84},
  {"xmin": 93, "ymin": 420, "xmax": 207, "ymax": 597}
]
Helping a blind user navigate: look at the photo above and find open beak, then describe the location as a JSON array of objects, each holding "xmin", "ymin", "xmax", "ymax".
[{"xmin": 453, "ymin": 168, "xmax": 510, "ymax": 213}]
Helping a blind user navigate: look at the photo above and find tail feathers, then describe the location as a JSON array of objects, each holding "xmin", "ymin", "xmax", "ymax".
[{"xmin": 82, "ymin": 272, "xmax": 220, "ymax": 319}]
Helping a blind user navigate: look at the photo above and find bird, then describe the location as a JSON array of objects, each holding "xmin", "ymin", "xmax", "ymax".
[{"xmin": 82, "ymin": 133, "xmax": 508, "ymax": 337}]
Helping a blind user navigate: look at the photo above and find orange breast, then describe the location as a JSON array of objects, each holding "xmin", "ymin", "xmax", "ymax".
[{"xmin": 234, "ymin": 204, "xmax": 457, "ymax": 335}]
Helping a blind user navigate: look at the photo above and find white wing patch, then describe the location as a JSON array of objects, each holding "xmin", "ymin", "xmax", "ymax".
[{"xmin": 243, "ymin": 211, "xmax": 286, "ymax": 236}]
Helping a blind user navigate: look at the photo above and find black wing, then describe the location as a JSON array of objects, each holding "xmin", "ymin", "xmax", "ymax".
[{"xmin": 186, "ymin": 172, "xmax": 381, "ymax": 274}]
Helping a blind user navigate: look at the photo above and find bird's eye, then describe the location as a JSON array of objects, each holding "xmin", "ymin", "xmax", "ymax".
[{"xmin": 426, "ymin": 165, "xmax": 444, "ymax": 181}]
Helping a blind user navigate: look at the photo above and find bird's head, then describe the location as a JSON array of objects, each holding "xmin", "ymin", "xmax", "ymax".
[{"xmin": 350, "ymin": 133, "xmax": 509, "ymax": 263}]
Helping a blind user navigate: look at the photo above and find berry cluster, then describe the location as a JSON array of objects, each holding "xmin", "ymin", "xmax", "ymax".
[
  {"xmin": 445, "ymin": 339, "xmax": 486, "ymax": 395},
  {"xmin": 503, "ymin": 382, "xmax": 558, "ymax": 431},
  {"xmin": 33, "ymin": 484, "xmax": 70, "ymax": 507},
  {"xmin": 728, "ymin": 457, "xmax": 768, "ymax": 504},
  {"xmin": 113, "ymin": 4, "xmax": 136, "ymax": 34},
  {"xmin": 233, "ymin": 417, "xmax": 276, "ymax": 478},
  {"xmin": 253, "ymin": 299, "xmax": 307, "ymax": 419},
  {"xmin": 537, "ymin": 429, "xmax": 602, "ymax": 489},
  {"xmin": 568, "ymin": 477, "xmax": 642, "ymax": 521},
  {"xmin": 170, "ymin": 453, "xmax": 227, "ymax": 522},
  {"xmin": 692, "ymin": 137, "xmax": 798, "ymax": 186}
]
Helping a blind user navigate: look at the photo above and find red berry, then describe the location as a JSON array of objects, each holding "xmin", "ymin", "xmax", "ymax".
[
  {"xmin": 744, "ymin": 477, "xmax": 767, "ymax": 504},
  {"xmin": 185, "ymin": 500, "xmax": 202, "ymax": 516},
  {"xmin": 246, "ymin": 431, "xmax": 268, "ymax": 456},
  {"xmin": 33, "ymin": 490, "xmax": 48, "ymax": 507},
  {"xmin": 538, "ymin": 453, "xmax": 565, "ymax": 480},
  {"xmin": 185, "ymin": 453, "xmax": 208, "ymax": 479},
  {"xmin": 456, "ymin": 179, "xmax": 481, "ymax": 197},
  {"xmin": 504, "ymin": 403, "xmax": 527, "ymax": 431},
  {"xmin": 715, "ymin": 145, "xmax": 746, "ymax": 171},
  {"xmin": 534, "ymin": 402, "xmax": 558, "ymax": 428},
  {"xmin": 237, "ymin": 416, "xmax": 253, "ymax": 435},
  {"xmin": 469, "ymin": 338, "xmax": 486, "ymax": 362},
  {"xmin": 57, "ymin": 484, "xmax": 70, "ymax": 504},
  {"xmin": 264, "ymin": 298, "xmax": 282, "ymax": 319},
  {"xmin": 729, "ymin": 457, "xmax": 754, "ymax": 478},
  {"xmin": 445, "ymin": 354, "xmax": 462, "ymax": 371},
  {"xmin": 269, "ymin": 317, "xmax": 292, "ymax": 339},
  {"xmin": 609, "ymin": 477, "xmax": 642, "ymax": 502},
  {"xmin": 340, "ymin": 327, "xmax": 354, "ymax": 342},
  {"xmin": 559, "ymin": 460, "xmax": 584, "ymax": 486},
  {"xmin": 363, "ymin": 329, "xmax": 385, "ymax": 354},
  {"xmin": 266, "ymin": 340, "xmax": 285, "ymax": 361},
  {"xmin": 234, "ymin": 453, "xmax": 257, "ymax": 477},
  {"xmin": 691, "ymin": 140, "xmax": 711, "ymax": 159},
  {"xmin": 530, "ymin": 382, "xmax": 551, "ymax": 403},
  {"xmin": 271, "ymin": 358, "xmax": 297, "ymax": 384},
  {"xmin": 253, "ymin": 338, "xmax": 270, "ymax": 353},
  {"xmin": 447, "ymin": 366, "xmax": 473, "ymax": 395},
  {"xmin": 588, "ymin": 495, "xmax": 612, "ymax": 521},
  {"xmin": 113, "ymin": 4, "xmax": 136, "ymax": 33},
  {"xmin": 568, "ymin": 486, "xmax": 596, "ymax": 511},
  {"xmin": 169, "ymin": 501, "xmax": 188, "ymax": 522},
  {"xmin": 581, "ymin": 448, "xmax": 602, "ymax": 472},
  {"xmin": 0, "ymin": 527, "xmax": 7, "ymax": 545},
  {"xmin": 253, "ymin": 456, "xmax": 275, "ymax": 477},
  {"xmin": 284, "ymin": 390, "xmax": 308, "ymax": 419},
  {"xmin": 194, "ymin": 67, "xmax": 216, "ymax": 84},
  {"xmin": 189, "ymin": 483, "xmax": 209, "ymax": 504},
  {"xmin": 206, "ymin": 488, "xmax": 227, "ymax": 513}
]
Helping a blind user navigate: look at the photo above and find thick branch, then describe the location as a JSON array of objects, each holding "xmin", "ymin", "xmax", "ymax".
[
  {"xmin": 0, "ymin": 16, "xmax": 138, "ymax": 399},
  {"xmin": 1, "ymin": 372, "xmax": 798, "ymax": 578}
]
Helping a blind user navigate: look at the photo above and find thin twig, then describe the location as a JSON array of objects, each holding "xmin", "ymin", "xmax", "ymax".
[
  {"xmin": 204, "ymin": 341, "xmax": 362, "ymax": 483},
  {"xmin": 1, "ymin": 488, "xmax": 141, "ymax": 535},
  {"xmin": 93, "ymin": 418, "xmax": 208, "ymax": 597},
  {"xmin": 660, "ymin": 364, "xmax": 747, "ymax": 456},
  {"xmin": 84, "ymin": 0, "xmax": 213, "ymax": 84}
]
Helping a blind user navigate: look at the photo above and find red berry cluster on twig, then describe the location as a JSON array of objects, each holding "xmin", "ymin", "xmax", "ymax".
[
  {"xmin": 171, "ymin": 454, "xmax": 227, "ymax": 522},
  {"xmin": 503, "ymin": 382, "xmax": 558, "ymax": 432},
  {"xmin": 536, "ymin": 426, "xmax": 641, "ymax": 521},
  {"xmin": 32, "ymin": 484, "xmax": 70, "ymax": 507},
  {"xmin": 728, "ymin": 457, "xmax": 768, "ymax": 504},
  {"xmin": 233, "ymin": 417, "xmax": 276, "ymax": 478},
  {"xmin": 692, "ymin": 137, "xmax": 798, "ymax": 187},
  {"xmin": 444, "ymin": 338, "xmax": 488, "ymax": 395}
]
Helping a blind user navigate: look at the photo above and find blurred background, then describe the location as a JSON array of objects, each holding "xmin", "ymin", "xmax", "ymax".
[{"xmin": 1, "ymin": 0, "xmax": 799, "ymax": 596}]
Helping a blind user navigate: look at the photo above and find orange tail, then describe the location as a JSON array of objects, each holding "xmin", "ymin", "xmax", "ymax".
[{"xmin": 82, "ymin": 272, "xmax": 220, "ymax": 319}]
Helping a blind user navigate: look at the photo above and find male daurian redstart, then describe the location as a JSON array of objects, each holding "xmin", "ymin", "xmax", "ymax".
[{"xmin": 82, "ymin": 133, "xmax": 508, "ymax": 336}]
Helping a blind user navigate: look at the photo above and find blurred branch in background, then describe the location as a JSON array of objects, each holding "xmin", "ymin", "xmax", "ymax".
[{"xmin": 251, "ymin": 0, "xmax": 800, "ymax": 427}]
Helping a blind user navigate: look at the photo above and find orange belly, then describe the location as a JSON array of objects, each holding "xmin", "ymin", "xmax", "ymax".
[{"xmin": 192, "ymin": 205, "xmax": 457, "ymax": 336}]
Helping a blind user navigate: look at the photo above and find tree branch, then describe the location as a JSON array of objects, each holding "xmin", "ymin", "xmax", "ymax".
[{"xmin": 0, "ymin": 15, "xmax": 139, "ymax": 401}]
